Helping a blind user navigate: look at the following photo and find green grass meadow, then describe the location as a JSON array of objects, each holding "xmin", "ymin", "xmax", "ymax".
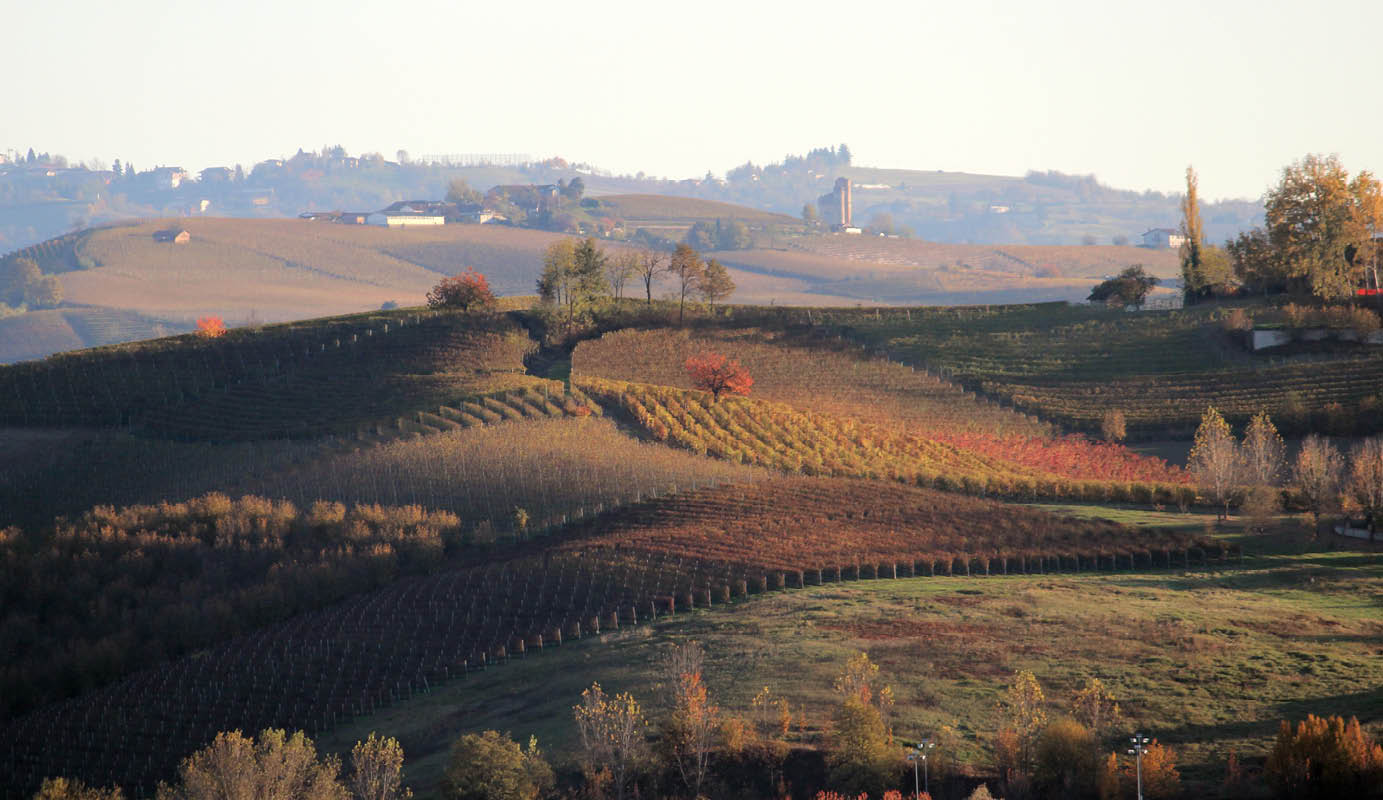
[{"xmin": 318, "ymin": 514, "xmax": 1383, "ymax": 797}]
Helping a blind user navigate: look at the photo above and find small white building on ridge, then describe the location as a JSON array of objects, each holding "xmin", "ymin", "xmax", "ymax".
[
  {"xmin": 1141, "ymin": 228, "xmax": 1187, "ymax": 249},
  {"xmin": 369, "ymin": 200, "xmax": 447, "ymax": 227}
]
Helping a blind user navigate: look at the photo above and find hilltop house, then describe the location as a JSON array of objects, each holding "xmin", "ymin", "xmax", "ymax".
[
  {"xmin": 199, "ymin": 166, "xmax": 233, "ymax": 183},
  {"xmin": 368, "ymin": 200, "xmax": 448, "ymax": 227},
  {"xmin": 452, "ymin": 202, "xmax": 503, "ymax": 224},
  {"xmin": 1141, "ymin": 228, "xmax": 1186, "ymax": 249},
  {"xmin": 153, "ymin": 229, "xmax": 190, "ymax": 244},
  {"xmin": 152, "ymin": 167, "xmax": 188, "ymax": 189}
]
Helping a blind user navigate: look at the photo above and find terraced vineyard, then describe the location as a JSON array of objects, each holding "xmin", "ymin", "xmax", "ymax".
[
  {"xmin": 837, "ymin": 302, "xmax": 1383, "ymax": 437},
  {"xmin": 580, "ymin": 378, "xmax": 1191, "ymax": 504},
  {"xmin": 0, "ymin": 308, "xmax": 541, "ymax": 440},
  {"xmin": 0, "ymin": 478, "xmax": 1225, "ymax": 795},
  {"xmin": 0, "ymin": 228, "xmax": 99, "ymax": 274},
  {"xmin": 553, "ymin": 478, "xmax": 1227, "ymax": 575},
  {"xmin": 573, "ymin": 326, "xmax": 1049, "ymax": 436}
]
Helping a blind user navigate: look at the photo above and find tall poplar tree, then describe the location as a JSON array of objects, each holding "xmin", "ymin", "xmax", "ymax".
[{"xmin": 1180, "ymin": 166, "xmax": 1206, "ymax": 300}]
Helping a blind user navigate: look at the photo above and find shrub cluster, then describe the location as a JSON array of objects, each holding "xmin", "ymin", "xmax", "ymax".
[{"xmin": 0, "ymin": 494, "xmax": 462, "ymax": 719}]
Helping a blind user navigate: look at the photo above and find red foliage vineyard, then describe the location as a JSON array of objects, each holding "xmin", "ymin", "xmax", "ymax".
[{"xmin": 0, "ymin": 479, "xmax": 1230, "ymax": 796}]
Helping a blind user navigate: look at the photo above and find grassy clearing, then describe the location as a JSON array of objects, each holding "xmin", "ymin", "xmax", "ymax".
[{"xmin": 317, "ymin": 524, "xmax": 1382, "ymax": 798}]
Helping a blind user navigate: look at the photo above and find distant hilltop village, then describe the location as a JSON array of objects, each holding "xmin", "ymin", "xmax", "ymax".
[
  {"xmin": 0, "ymin": 143, "xmax": 1266, "ymax": 255},
  {"xmin": 299, "ymin": 180, "xmax": 577, "ymax": 229}
]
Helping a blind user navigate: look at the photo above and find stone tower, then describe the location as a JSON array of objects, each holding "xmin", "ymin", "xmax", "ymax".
[{"xmin": 834, "ymin": 177, "xmax": 852, "ymax": 227}]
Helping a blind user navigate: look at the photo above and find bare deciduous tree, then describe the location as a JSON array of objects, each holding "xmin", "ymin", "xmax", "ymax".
[
  {"xmin": 637, "ymin": 248, "xmax": 666, "ymax": 304},
  {"xmin": 1070, "ymin": 677, "xmax": 1120, "ymax": 736},
  {"xmin": 573, "ymin": 683, "xmax": 647, "ymax": 800},
  {"xmin": 1189, "ymin": 406, "xmax": 1241, "ymax": 520},
  {"xmin": 1347, "ymin": 437, "xmax": 1383, "ymax": 542},
  {"xmin": 606, "ymin": 250, "xmax": 639, "ymax": 301},
  {"xmin": 349, "ymin": 733, "xmax": 411, "ymax": 800},
  {"xmin": 667, "ymin": 244, "xmax": 705, "ymax": 323},
  {"xmin": 1294, "ymin": 434, "xmax": 1343, "ymax": 535},
  {"xmin": 662, "ymin": 662, "xmax": 718, "ymax": 798},
  {"xmin": 1242, "ymin": 410, "xmax": 1286, "ymax": 486}
]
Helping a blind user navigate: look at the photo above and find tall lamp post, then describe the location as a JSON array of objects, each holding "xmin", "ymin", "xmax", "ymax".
[
  {"xmin": 906, "ymin": 738, "xmax": 935, "ymax": 798},
  {"xmin": 1128, "ymin": 733, "xmax": 1151, "ymax": 800}
]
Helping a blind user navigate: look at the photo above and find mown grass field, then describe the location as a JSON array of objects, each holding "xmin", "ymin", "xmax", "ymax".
[{"xmin": 314, "ymin": 518, "xmax": 1382, "ymax": 798}]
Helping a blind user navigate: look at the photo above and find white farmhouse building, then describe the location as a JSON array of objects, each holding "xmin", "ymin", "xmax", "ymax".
[
  {"xmin": 368, "ymin": 200, "xmax": 447, "ymax": 227},
  {"xmin": 1141, "ymin": 228, "xmax": 1187, "ymax": 249}
]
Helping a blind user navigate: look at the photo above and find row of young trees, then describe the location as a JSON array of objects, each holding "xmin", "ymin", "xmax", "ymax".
[
  {"xmin": 538, "ymin": 239, "xmax": 735, "ymax": 328},
  {"xmin": 1181, "ymin": 157, "xmax": 1383, "ymax": 301},
  {"xmin": 992, "ymin": 671, "xmax": 1178, "ymax": 800},
  {"xmin": 33, "ymin": 730, "xmax": 409, "ymax": 800},
  {"xmin": 452, "ymin": 647, "xmax": 900, "ymax": 800},
  {"xmin": 35, "ymin": 655, "xmax": 1378, "ymax": 800},
  {"xmin": 1188, "ymin": 406, "xmax": 1383, "ymax": 537}
]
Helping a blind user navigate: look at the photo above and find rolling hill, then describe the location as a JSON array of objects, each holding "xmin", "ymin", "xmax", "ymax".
[
  {"xmin": 0, "ymin": 298, "xmax": 1378, "ymax": 799},
  {"xmin": 0, "ymin": 212, "xmax": 1188, "ymax": 364}
]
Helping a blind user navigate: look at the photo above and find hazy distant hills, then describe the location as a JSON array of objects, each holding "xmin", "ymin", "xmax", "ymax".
[
  {"xmin": 0, "ymin": 147, "xmax": 1261, "ymax": 253},
  {"xmin": 0, "ymin": 208, "xmax": 1178, "ymax": 363}
]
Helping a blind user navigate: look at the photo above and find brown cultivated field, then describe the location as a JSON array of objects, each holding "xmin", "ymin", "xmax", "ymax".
[
  {"xmin": 594, "ymin": 194, "xmax": 796, "ymax": 224},
  {"xmin": 785, "ymin": 234, "xmax": 1181, "ymax": 279},
  {"xmin": 711, "ymin": 234, "xmax": 1182, "ymax": 304}
]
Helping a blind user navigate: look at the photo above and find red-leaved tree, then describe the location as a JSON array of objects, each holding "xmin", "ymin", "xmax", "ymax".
[
  {"xmin": 195, "ymin": 316, "xmax": 226, "ymax": 338},
  {"xmin": 427, "ymin": 268, "xmax": 496, "ymax": 311},
  {"xmin": 685, "ymin": 352, "xmax": 752, "ymax": 401}
]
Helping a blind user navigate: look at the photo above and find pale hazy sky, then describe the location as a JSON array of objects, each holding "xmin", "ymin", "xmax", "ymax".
[{"xmin": 6, "ymin": 0, "xmax": 1380, "ymax": 200}]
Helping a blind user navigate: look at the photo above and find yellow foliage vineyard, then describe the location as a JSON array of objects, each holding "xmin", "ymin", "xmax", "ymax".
[{"xmin": 579, "ymin": 376, "xmax": 1194, "ymax": 506}]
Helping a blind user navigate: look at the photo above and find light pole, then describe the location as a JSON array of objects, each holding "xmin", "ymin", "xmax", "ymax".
[
  {"xmin": 906, "ymin": 738, "xmax": 935, "ymax": 798},
  {"xmin": 1128, "ymin": 733, "xmax": 1151, "ymax": 800}
]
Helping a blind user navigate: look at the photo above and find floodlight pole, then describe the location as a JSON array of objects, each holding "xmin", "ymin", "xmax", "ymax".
[
  {"xmin": 1128, "ymin": 733, "xmax": 1151, "ymax": 800},
  {"xmin": 908, "ymin": 738, "xmax": 934, "ymax": 797}
]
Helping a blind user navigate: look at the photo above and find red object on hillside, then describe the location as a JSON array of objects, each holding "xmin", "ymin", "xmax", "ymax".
[
  {"xmin": 685, "ymin": 352, "xmax": 753, "ymax": 401},
  {"xmin": 427, "ymin": 268, "xmax": 496, "ymax": 310},
  {"xmin": 195, "ymin": 316, "xmax": 226, "ymax": 338},
  {"xmin": 1357, "ymin": 288, "xmax": 1382, "ymax": 296}
]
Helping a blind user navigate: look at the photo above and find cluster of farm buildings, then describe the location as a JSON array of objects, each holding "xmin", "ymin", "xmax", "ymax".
[{"xmin": 298, "ymin": 184, "xmax": 565, "ymax": 229}]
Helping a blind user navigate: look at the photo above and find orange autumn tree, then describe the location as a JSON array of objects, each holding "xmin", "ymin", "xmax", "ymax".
[
  {"xmin": 664, "ymin": 670, "xmax": 719, "ymax": 798},
  {"xmin": 427, "ymin": 268, "xmax": 496, "ymax": 311},
  {"xmin": 685, "ymin": 352, "xmax": 752, "ymax": 401},
  {"xmin": 195, "ymin": 316, "xmax": 226, "ymax": 338}
]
